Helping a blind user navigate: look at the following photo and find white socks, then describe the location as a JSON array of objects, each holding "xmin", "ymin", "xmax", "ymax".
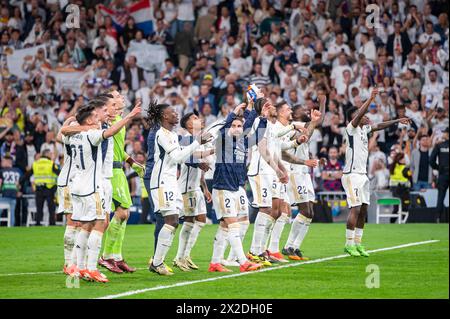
[
  {"xmin": 153, "ymin": 224, "xmax": 175, "ymax": 266},
  {"xmin": 227, "ymin": 223, "xmax": 247, "ymax": 265},
  {"xmin": 354, "ymin": 228, "xmax": 363, "ymax": 245},
  {"xmin": 227, "ymin": 220, "xmax": 250, "ymax": 261},
  {"xmin": 175, "ymin": 222, "xmax": 194, "ymax": 260},
  {"xmin": 87, "ymin": 230, "xmax": 103, "ymax": 271},
  {"xmin": 211, "ymin": 226, "xmax": 228, "ymax": 264},
  {"xmin": 184, "ymin": 221, "xmax": 205, "ymax": 258},
  {"xmin": 250, "ymin": 213, "xmax": 274, "ymax": 255},
  {"xmin": 346, "ymin": 229, "xmax": 355, "ymax": 246},
  {"xmin": 293, "ymin": 214, "xmax": 311, "ymax": 250},
  {"xmin": 285, "ymin": 214, "xmax": 302, "ymax": 249},
  {"xmin": 268, "ymin": 213, "xmax": 288, "ymax": 253},
  {"xmin": 75, "ymin": 229, "xmax": 90, "ymax": 270},
  {"xmin": 70, "ymin": 227, "xmax": 81, "ymax": 266},
  {"xmin": 64, "ymin": 226, "xmax": 77, "ymax": 266}
]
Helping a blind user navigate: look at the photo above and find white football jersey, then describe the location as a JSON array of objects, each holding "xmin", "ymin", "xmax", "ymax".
[
  {"xmin": 248, "ymin": 120, "xmax": 277, "ymax": 176},
  {"xmin": 178, "ymin": 133, "xmax": 202, "ymax": 194},
  {"xmin": 343, "ymin": 122, "xmax": 371, "ymax": 174},
  {"xmin": 102, "ymin": 136, "xmax": 114, "ymax": 178},
  {"xmin": 273, "ymin": 121, "xmax": 297, "ymax": 168},
  {"xmin": 149, "ymin": 126, "xmax": 198, "ymax": 189},
  {"xmin": 57, "ymin": 135, "xmax": 75, "ymax": 187},
  {"xmin": 68, "ymin": 129, "xmax": 105, "ymax": 196}
]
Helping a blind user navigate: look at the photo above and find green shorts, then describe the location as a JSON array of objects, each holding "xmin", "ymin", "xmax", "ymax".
[{"xmin": 110, "ymin": 168, "xmax": 132, "ymax": 211}]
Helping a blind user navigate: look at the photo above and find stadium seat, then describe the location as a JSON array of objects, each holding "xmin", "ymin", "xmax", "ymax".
[
  {"xmin": 0, "ymin": 202, "xmax": 12, "ymax": 227},
  {"xmin": 376, "ymin": 198, "xmax": 409, "ymax": 224}
]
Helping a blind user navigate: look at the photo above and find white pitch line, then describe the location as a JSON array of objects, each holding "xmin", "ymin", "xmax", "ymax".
[{"xmin": 97, "ymin": 239, "xmax": 440, "ymax": 299}]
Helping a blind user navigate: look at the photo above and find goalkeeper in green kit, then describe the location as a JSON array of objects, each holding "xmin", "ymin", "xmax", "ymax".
[{"xmin": 99, "ymin": 90, "xmax": 145, "ymax": 273}]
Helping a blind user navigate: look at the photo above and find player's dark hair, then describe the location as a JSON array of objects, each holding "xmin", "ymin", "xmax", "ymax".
[
  {"xmin": 274, "ymin": 100, "xmax": 288, "ymax": 110},
  {"xmin": 232, "ymin": 116, "xmax": 244, "ymax": 123},
  {"xmin": 180, "ymin": 110, "xmax": 199, "ymax": 130},
  {"xmin": 346, "ymin": 107, "xmax": 358, "ymax": 120},
  {"xmin": 292, "ymin": 104, "xmax": 302, "ymax": 114},
  {"xmin": 89, "ymin": 98, "xmax": 107, "ymax": 109},
  {"xmin": 76, "ymin": 103, "xmax": 96, "ymax": 125},
  {"xmin": 96, "ymin": 92, "xmax": 114, "ymax": 101},
  {"xmin": 292, "ymin": 104, "xmax": 310, "ymax": 122},
  {"xmin": 147, "ymin": 98, "xmax": 170, "ymax": 128},
  {"xmin": 254, "ymin": 97, "xmax": 267, "ymax": 115}
]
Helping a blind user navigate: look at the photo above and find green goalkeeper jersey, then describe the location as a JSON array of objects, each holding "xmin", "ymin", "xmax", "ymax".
[
  {"xmin": 110, "ymin": 115, "xmax": 132, "ymax": 209},
  {"xmin": 112, "ymin": 115, "xmax": 127, "ymax": 163}
]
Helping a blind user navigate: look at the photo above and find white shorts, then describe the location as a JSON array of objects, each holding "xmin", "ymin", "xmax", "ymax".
[
  {"xmin": 57, "ymin": 186, "xmax": 73, "ymax": 214},
  {"xmin": 273, "ymin": 181, "xmax": 290, "ymax": 203},
  {"xmin": 288, "ymin": 172, "xmax": 315, "ymax": 204},
  {"xmin": 103, "ymin": 178, "xmax": 113, "ymax": 214},
  {"xmin": 151, "ymin": 186, "xmax": 183, "ymax": 217},
  {"xmin": 181, "ymin": 189, "xmax": 207, "ymax": 217},
  {"xmin": 248, "ymin": 174, "xmax": 275, "ymax": 208},
  {"xmin": 71, "ymin": 192, "xmax": 106, "ymax": 222},
  {"xmin": 236, "ymin": 187, "xmax": 249, "ymax": 218},
  {"xmin": 341, "ymin": 173, "xmax": 370, "ymax": 208},
  {"xmin": 212, "ymin": 187, "xmax": 249, "ymax": 220}
]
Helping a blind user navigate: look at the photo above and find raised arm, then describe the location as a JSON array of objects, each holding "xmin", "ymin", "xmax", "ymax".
[
  {"xmin": 281, "ymin": 150, "xmax": 318, "ymax": 167},
  {"xmin": 258, "ymin": 137, "xmax": 288, "ymax": 183},
  {"xmin": 371, "ymin": 117, "xmax": 411, "ymax": 132},
  {"xmin": 317, "ymin": 94, "xmax": 327, "ymax": 123},
  {"xmin": 351, "ymin": 87, "xmax": 378, "ymax": 128},
  {"xmin": 303, "ymin": 109, "xmax": 323, "ymax": 139},
  {"xmin": 103, "ymin": 102, "xmax": 142, "ymax": 139},
  {"xmin": 57, "ymin": 116, "xmax": 77, "ymax": 142}
]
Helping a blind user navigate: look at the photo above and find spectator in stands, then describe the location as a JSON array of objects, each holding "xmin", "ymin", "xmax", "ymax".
[
  {"xmin": 321, "ymin": 146, "xmax": 343, "ymax": 191},
  {"xmin": 411, "ymin": 134, "xmax": 434, "ymax": 190},
  {"xmin": 0, "ymin": 0, "xmax": 448, "ymax": 226},
  {"xmin": 0, "ymin": 155, "xmax": 22, "ymax": 226}
]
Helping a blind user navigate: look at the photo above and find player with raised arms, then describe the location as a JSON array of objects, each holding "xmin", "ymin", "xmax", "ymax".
[
  {"xmin": 208, "ymin": 102, "xmax": 264, "ymax": 272},
  {"xmin": 342, "ymin": 87, "xmax": 410, "ymax": 257},
  {"xmin": 280, "ymin": 95, "xmax": 326, "ymax": 261},
  {"xmin": 264, "ymin": 100, "xmax": 312, "ymax": 262},
  {"xmin": 143, "ymin": 100, "xmax": 211, "ymax": 275},
  {"xmin": 61, "ymin": 101, "xmax": 141, "ymax": 282},
  {"xmin": 246, "ymin": 96, "xmax": 290, "ymax": 266},
  {"xmin": 99, "ymin": 89, "xmax": 145, "ymax": 274},
  {"xmin": 173, "ymin": 111, "xmax": 214, "ymax": 271}
]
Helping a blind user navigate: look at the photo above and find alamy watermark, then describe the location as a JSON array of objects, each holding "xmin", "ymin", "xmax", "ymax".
[
  {"xmin": 65, "ymin": 4, "xmax": 80, "ymax": 29},
  {"xmin": 365, "ymin": 264, "xmax": 380, "ymax": 288},
  {"xmin": 66, "ymin": 275, "xmax": 80, "ymax": 289},
  {"xmin": 365, "ymin": 4, "xmax": 382, "ymax": 29}
]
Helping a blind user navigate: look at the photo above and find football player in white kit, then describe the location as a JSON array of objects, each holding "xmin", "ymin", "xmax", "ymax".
[
  {"xmin": 61, "ymin": 102, "xmax": 141, "ymax": 282},
  {"xmin": 144, "ymin": 101, "xmax": 211, "ymax": 276},
  {"xmin": 56, "ymin": 117, "xmax": 78, "ymax": 275},
  {"xmin": 282, "ymin": 95, "xmax": 326, "ymax": 261},
  {"xmin": 342, "ymin": 87, "xmax": 410, "ymax": 257},
  {"xmin": 265, "ymin": 100, "xmax": 312, "ymax": 262},
  {"xmin": 247, "ymin": 97, "xmax": 290, "ymax": 265},
  {"xmin": 173, "ymin": 111, "xmax": 214, "ymax": 271}
]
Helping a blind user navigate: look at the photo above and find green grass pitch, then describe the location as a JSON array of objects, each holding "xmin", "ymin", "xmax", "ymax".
[{"xmin": 0, "ymin": 223, "xmax": 448, "ymax": 299}]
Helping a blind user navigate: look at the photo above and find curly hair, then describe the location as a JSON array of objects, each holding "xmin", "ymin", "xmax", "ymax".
[{"xmin": 147, "ymin": 98, "xmax": 170, "ymax": 128}]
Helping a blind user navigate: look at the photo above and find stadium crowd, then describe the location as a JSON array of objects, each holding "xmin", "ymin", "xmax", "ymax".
[{"xmin": 0, "ymin": 0, "xmax": 449, "ymax": 226}]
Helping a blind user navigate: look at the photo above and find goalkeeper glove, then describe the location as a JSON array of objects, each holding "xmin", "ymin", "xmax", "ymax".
[{"xmin": 131, "ymin": 162, "xmax": 145, "ymax": 178}]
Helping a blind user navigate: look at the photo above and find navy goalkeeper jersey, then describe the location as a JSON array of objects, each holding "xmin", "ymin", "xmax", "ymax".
[{"xmin": 212, "ymin": 110, "xmax": 266, "ymax": 191}]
